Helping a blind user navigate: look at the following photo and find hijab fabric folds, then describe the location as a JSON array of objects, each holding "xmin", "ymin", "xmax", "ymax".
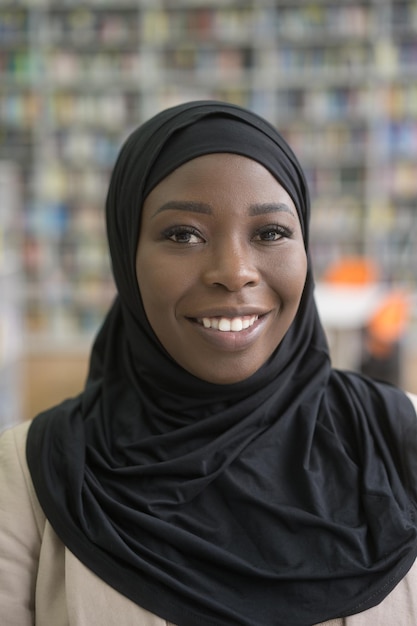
[{"xmin": 26, "ymin": 101, "xmax": 417, "ymax": 626}]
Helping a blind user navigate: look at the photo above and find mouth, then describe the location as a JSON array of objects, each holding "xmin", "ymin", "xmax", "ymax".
[
  {"xmin": 196, "ymin": 314, "xmax": 259, "ymax": 332},
  {"xmin": 187, "ymin": 311, "xmax": 270, "ymax": 352}
]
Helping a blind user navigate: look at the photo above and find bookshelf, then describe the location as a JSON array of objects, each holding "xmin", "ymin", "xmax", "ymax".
[
  {"xmin": 0, "ymin": 161, "xmax": 23, "ymax": 430},
  {"xmin": 0, "ymin": 0, "xmax": 416, "ymax": 348}
]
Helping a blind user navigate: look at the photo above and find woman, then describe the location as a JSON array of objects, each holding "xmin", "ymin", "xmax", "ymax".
[{"xmin": 1, "ymin": 100, "xmax": 417, "ymax": 626}]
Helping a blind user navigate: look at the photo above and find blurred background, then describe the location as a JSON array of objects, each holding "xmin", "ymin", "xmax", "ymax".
[{"xmin": 1, "ymin": 0, "xmax": 417, "ymax": 429}]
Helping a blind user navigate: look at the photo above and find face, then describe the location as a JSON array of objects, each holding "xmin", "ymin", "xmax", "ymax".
[{"xmin": 136, "ymin": 153, "xmax": 307, "ymax": 385}]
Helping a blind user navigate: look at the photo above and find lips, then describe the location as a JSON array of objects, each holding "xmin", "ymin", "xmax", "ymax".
[
  {"xmin": 197, "ymin": 315, "xmax": 259, "ymax": 332},
  {"xmin": 189, "ymin": 311, "xmax": 269, "ymax": 353}
]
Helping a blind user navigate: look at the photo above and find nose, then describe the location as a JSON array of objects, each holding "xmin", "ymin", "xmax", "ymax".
[{"xmin": 202, "ymin": 239, "xmax": 260, "ymax": 291}]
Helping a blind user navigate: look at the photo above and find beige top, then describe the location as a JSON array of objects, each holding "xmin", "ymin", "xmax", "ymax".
[{"xmin": 1, "ymin": 394, "xmax": 417, "ymax": 626}]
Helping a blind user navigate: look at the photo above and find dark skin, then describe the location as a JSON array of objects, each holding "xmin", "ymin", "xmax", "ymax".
[{"xmin": 136, "ymin": 153, "xmax": 307, "ymax": 385}]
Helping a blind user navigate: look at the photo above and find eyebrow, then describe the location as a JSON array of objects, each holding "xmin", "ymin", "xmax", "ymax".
[
  {"xmin": 152, "ymin": 201, "xmax": 212, "ymax": 217},
  {"xmin": 151, "ymin": 200, "xmax": 296, "ymax": 218},
  {"xmin": 249, "ymin": 202, "xmax": 296, "ymax": 217}
]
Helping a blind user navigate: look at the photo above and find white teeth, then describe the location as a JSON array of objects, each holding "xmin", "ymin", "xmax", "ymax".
[
  {"xmin": 219, "ymin": 318, "xmax": 232, "ymax": 332},
  {"xmin": 200, "ymin": 315, "xmax": 258, "ymax": 332},
  {"xmin": 231, "ymin": 318, "xmax": 243, "ymax": 332}
]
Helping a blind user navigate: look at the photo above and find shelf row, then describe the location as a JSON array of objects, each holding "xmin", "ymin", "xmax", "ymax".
[
  {"xmin": 1, "ymin": 3, "xmax": 417, "ymax": 42},
  {"xmin": 3, "ymin": 55, "xmax": 417, "ymax": 90},
  {"xmin": 142, "ymin": 6, "xmax": 376, "ymax": 40},
  {"xmin": 0, "ymin": 83, "xmax": 417, "ymax": 129}
]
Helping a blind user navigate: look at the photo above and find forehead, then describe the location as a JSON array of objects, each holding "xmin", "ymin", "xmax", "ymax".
[{"xmin": 144, "ymin": 153, "xmax": 297, "ymax": 209}]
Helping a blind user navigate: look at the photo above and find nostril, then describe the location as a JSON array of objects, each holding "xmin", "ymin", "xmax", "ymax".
[
  {"xmin": 209, "ymin": 273, "xmax": 259, "ymax": 291},
  {"xmin": 203, "ymin": 256, "xmax": 260, "ymax": 291}
]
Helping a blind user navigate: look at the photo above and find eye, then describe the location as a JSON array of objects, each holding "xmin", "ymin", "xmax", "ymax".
[
  {"xmin": 253, "ymin": 224, "xmax": 293, "ymax": 242},
  {"xmin": 163, "ymin": 225, "xmax": 205, "ymax": 245}
]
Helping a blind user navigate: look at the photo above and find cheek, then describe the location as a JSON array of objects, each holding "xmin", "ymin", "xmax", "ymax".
[
  {"xmin": 292, "ymin": 250, "xmax": 308, "ymax": 292},
  {"xmin": 271, "ymin": 248, "xmax": 308, "ymax": 304},
  {"xmin": 137, "ymin": 258, "xmax": 169, "ymax": 308},
  {"xmin": 136, "ymin": 251, "xmax": 192, "ymax": 321}
]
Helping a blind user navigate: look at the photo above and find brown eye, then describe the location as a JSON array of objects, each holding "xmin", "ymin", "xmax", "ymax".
[
  {"xmin": 253, "ymin": 225, "xmax": 293, "ymax": 242},
  {"xmin": 164, "ymin": 226, "xmax": 204, "ymax": 244},
  {"xmin": 260, "ymin": 230, "xmax": 282, "ymax": 241}
]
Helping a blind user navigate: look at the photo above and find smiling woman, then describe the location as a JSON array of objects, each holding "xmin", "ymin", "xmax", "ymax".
[
  {"xmin": 137, "ymin": 153, "xmax": 307, "ymax": 384},
  {"xmin": 1, "ymin": 101, "xmax": 417, "ymax": 626}
]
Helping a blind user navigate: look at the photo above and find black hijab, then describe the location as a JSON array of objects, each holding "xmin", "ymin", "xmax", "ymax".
[{"xmin": 26, "ymin": 101, "xmax": 417, "ymax": 626}]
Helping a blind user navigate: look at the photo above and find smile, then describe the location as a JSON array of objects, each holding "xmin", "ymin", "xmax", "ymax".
[{"xmin": 197, "ymin": 315, "xmax": 259, "ymax": 332}]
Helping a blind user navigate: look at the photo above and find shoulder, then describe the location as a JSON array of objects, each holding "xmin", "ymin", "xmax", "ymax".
[
  {"xmin": 0, "ymin": 420, "xmax": 31, "ymax": 477},
  {"xmin": 0, "ymin": 421, "xmax": 46, "ymax": 621},
  {"xmin": 406, "ymin": 392, "xmax": 417, "ymax": 415},
  {"xmin": 316, "ymin": 558, "xmax": 417, "ymax": 625},
  {"xmin": 0, "ymin": 420, "xmax": 45, "ymax": 533}
]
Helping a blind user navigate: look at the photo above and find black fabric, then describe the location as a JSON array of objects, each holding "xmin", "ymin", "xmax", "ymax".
[{"xmin": 26, "ymin": 101, "xmax": 417, "ymax": 626}]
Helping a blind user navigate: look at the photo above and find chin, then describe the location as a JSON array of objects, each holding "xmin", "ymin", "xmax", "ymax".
[{"xmin": 189, "ymin": 362, "xmax": 263, "ymax": 386}]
